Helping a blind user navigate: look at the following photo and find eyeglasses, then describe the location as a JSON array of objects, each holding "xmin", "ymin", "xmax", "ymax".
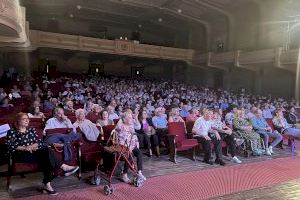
[{"xmin": 20, "ymin": 118, "xmax": 29, "ymax": 120}]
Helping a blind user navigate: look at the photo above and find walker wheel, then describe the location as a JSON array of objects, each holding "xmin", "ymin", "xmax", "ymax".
[
  {"xmin": 133, "ymin": 177, "xmax": 144, "ymax": 187},
  {"xmin": 104, "ymin": 185, "xmax": 113, "ymax": 195},
  {"xmin": 94, "ymin": 175, "xmax": 101, "ymax": 186}
]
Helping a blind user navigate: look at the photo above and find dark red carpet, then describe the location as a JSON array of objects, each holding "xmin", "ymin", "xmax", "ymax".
[{"xmin": 21, "ymin": 157, "xmax": 300, "ymax": 200}]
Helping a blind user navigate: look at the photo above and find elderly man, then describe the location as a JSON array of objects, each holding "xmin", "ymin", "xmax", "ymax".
[
  {"xmin": 44, "ymin": 107, "xmax": 75, "ymax": 135},
  {"xmin": 250, "ymin": 109, "xmax": 282, "ymax": 155},
  {"xmin": 192, "ymin": 109, "xmax": 225, "ymax": 166}
]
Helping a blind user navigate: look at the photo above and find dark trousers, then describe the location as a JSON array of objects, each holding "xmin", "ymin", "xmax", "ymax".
[
  {"xmin": 123, "ymin": 147, "xmax": 143, "ymax": 173},
  {"xmin": 196, "ymin": 134, "xmax": 222, "ymax": 161},
  {"xmin": 220, "ymin": 133, "xmax": 236, "ymax": 157},
  {"xmin": 156, "ymin": 128, "xmax": 168, "ymax": 146},
  {"xmin": 13, "ymin": 147, "xmax": 63, "ymax": 184},
  {"xmin": 137, "ymin": 133, "xmax": 159, "ymax": 149}
]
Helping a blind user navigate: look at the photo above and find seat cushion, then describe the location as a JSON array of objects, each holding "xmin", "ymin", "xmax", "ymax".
[
  {"xmin": 13, "ymin": 163, "xmax": 39, "ymax": 173},
  {"xmin": 177, "ymin": 139, "xmax": 198, "ymax": 151}
]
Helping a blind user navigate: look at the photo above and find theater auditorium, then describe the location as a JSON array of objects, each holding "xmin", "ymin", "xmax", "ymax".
[{"xmin": 1, "ymin": 0, "xmax": 300, "ymax": 199}]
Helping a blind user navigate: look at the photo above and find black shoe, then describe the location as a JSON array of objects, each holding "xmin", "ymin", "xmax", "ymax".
[
  {"xmin": 215, "ymin": 159, "xmax": 226, "ymax": 166},
  {"xmin": 203, "ymin": 159, "xmax": 214, "ymax": 165},
  {"xmin": 42, "ymin": 188, "xmax": 58, "ymax": 196}
]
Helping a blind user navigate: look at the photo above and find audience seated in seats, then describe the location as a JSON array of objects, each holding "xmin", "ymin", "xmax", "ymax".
[
  {"xmin": 186, "ymin": 108, "xmax": 200, "ymax": 122},
  {"xmin": 73, "ymin": 108, "xmax": 100, "ymax": 141},
  {"xmin": 84, "ymin": 98, "xmax": 94, "ymax": 115},
  {"xmin": 192, "ymin": 109, "xmax": 226, "ymax": 166},
  {"xmin": 43, "ymin": 98, "xmax": 58, "ymax": 112},
  {"xmin": 0, "ymin": 97, "xmax": 14, "ymax": 108},
  {"xmin": 246, "ymin": 106, "xmax": 257, "ymax": 120},
  {"xmin": 86, "ymin": 104, "xmax": 103, "ymax": 123},
  {"xmin": 262, "ymin": 104, "xmax": 274, "ymax": 119},
  {"xmin": 250, "ymin": 109, "xmax": 282, "ymax": 155},
  {"xmin": 211, "ymin": 109, "xmax": 242, "ymax": 163},
  {"xmin": 44, "ymin": 107, "xmax": 75, "ymax": 135},
  {"xmin": 62, "ymin": 87, "xmax": 73, "ymax": 97},
  {"xmin": 137, "ymin": 110, "xmax": 159, "ymax": 157},
  {"xmin": 115, "ymin": 110, "xmax": 145, "ymax": 183},
  {"xmin": 115, "ymin": 105, "xmax": 123, "ymax": 117},
  {"xmin": 233, "ymin": 109, "xmax": 263, "ymax": 156},
  {"xmin": 152, "ymin": 107, "xmax": 168, "ymax": 147},
  {"xmin": 168, "ymin": 107, "xmax": 185, "ymax": 123},
  {"xmin": 64, "ymin": 100, "xmax": 76, "ymax": 114},
  {"xmin": 273, "ymin": 109, "xmax": 300, "ymax": 137},
  {"xmin": 179, "ymin": 104, "xmax": 190, "ymax": 118},
  {"xmin": 107, "ymin": 105, "xmax": 119, "ymax": 121},
  {"xmin": 286, "ymin": 106, "xmax": 300, "ymax": 128},
  {"xmin": 96, "ymin": 110, "xmax": 114, "ymax": 127},
  {"xmin": 225, "ymin": 106, "xmax": 237, "ymax": 128},
  {"xmin": 28, "ymin": 106, "xmax": 45, "ymax": 121},
  {"xmin": 0, "ymin": 87, "xmax": 7, "ymax": 102},
  {"xmin": 6, "ymin": 113, "xmax": 79, "ymax": 196},
  {"xmin": 10, "ymin": 85, "xmax": 21, "ymax": 99}
]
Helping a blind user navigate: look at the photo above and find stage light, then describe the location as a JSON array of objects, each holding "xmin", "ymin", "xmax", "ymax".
[
  {"xmin": 158, "ymin": 18, "xmax": 162, "ymax": 22},
  {"xmin": 177, "ymin": 9, "xmax": 182, "ymax": 13},
  {"xmin": 69, "ymin": 14, "xmax": 74, "ymax": 18},
  {"xmin": 138, "ymin": 24, "xmax": 142, "ymax": 28},
  {"xmin": 77, "ymin": 5, "xmax": 81, "ymax": 10}
]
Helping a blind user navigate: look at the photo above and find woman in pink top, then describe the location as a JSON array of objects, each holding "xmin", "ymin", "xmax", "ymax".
[{"xmin": 116, "ymin": 111, "xmax": 146, "ymax": 184}]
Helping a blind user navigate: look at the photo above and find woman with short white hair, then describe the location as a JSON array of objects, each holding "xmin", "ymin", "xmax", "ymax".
[
  {"xmin": 73, "ymin": 109, "xmax": 100, "ymax": 141},
  {"xmin": 116, "ymin": 110, "xmax": 145, "ymax": 183}
]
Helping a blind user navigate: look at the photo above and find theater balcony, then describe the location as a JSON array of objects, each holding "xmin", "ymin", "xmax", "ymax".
[{"xmin": 0, "ymin": 1, "xmax": 30, "ymax": 48}]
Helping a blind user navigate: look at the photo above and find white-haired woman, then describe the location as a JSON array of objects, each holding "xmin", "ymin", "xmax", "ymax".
[
  {"xmin": 116, "ymin": 110, "xmax": 145, "ymax": 183},
  {"xmin": 73, "ymin": 109, "xmax": 100, "ymax": 141}
]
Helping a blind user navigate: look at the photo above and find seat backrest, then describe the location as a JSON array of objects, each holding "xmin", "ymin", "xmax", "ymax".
[
  {"xmin": 86, "ymin": 113, "xmax": 100, "ymax": 123},
  {"xmin": 45, "ymin": 128, "xmax": 73, "ymax": 135},
  {"xmin": 266, "ymin": 118, "xmax": 275, "ymax": 131},
  {"xmin": 102, "ymin": 125, "xmax": 116, "ymax": 141},
  {"xmin": 168, "ymin": 122, "xmax": 186, "ymax": 143},
  {"xmin": 113, "ymin": 119, "xmax": 119, "ymax": 124},
  {"xmin": 185, "ymin": 120, "xmax": 195, "ymax": 134}
]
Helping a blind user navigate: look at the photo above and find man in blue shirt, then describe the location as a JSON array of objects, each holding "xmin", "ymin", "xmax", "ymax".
[
  {"xmin": 179, "ymin": 105, "xmax": 190, "ymax": 118},
  {"xmin": 251, "ymin": 109, "xmax": 283, "ymax": 155}
]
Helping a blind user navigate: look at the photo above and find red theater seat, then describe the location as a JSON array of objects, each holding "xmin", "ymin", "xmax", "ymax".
[{"xmin": 168, "ymin": 122, "xmax": 198, "ymax": 163}]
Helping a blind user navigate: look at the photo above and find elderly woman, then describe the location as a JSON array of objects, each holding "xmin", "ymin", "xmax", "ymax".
[
  {"xmin": 233, "ymin": 109, "xmax": 263, "ymax": 156},
  {"xmin": 137, "ymin": 110, "xmax": 160, "ymax": 157},
  {"xmin": 73, "ymin": 109, "xmax": 100, "ymax": 141},
  {"xmin": 168, "ymin": 107, "xmax": 185, "ymax": 123},
  {"xmin": 96, "ymin": 110, "xmax": 114, "ymax": 127},
  {"xmin": 116, "ymin": 110, "xmax": 145, "ymax": 183},
  {"xmin": 6, "ymin": 113, "xmax": 79, "ymax": 195},
  {"xmin": 28, "ymin": 106, "xmax": 45, "ymax": 121},
  {"xmin": 273, "ymin": 109, "xmax": 300, "ymax": 136}
]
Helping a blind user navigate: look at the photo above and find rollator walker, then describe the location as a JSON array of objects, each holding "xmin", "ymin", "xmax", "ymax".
[{"xmin": 94, "ymin": 129, "xmax": 145, "ymax": 195}]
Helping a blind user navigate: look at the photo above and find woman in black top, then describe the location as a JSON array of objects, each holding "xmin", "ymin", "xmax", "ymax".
[
  {"xmin": 137, "ymin": 110, "xmax": 160, "ymax": 157},
  {"xmin": 6, "ymin": 113, "xmax": 79, "ymax": 195}
]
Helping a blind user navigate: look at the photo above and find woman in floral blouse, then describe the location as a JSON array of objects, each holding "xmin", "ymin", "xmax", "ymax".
[
  {"xmin": 233, "ymin": 109, "xmax": 263, "ymax": 156},
  {"xmin": 6, "ymin": 113, "xmax": 79, "ymax": 196},
  {"xmin": 116, "ymin": 110, "xmax": 146, "ymax": 184}
]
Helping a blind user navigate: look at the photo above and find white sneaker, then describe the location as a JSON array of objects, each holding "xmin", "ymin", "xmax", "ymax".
[
  {"xmin": 232, "ymin": 156, "xmax": 242, "ymax": 164},
  {"xmin": 265, "ymin": 148, "xmax": 271, "ymax": 156},
  {"xmin": 269, "ymin": 146, "xmax": 273, "ymax": 154},
  {"xmin": 138, "ymin": 172, "xmax": 147, "ymax": 181},
  {"xmin": 121, "ymin": 174, "xmax": 131, "ymax": 184}
]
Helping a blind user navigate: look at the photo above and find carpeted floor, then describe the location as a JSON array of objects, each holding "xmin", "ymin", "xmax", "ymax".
[{"xmin": 19, "ymin": 156, "xmax": 300, "ymax": 200}]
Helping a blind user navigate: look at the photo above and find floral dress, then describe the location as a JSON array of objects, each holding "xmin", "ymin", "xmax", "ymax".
[{"xmin": 233, "ymin": 118, "xmax": 262, "ymax": 151}]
